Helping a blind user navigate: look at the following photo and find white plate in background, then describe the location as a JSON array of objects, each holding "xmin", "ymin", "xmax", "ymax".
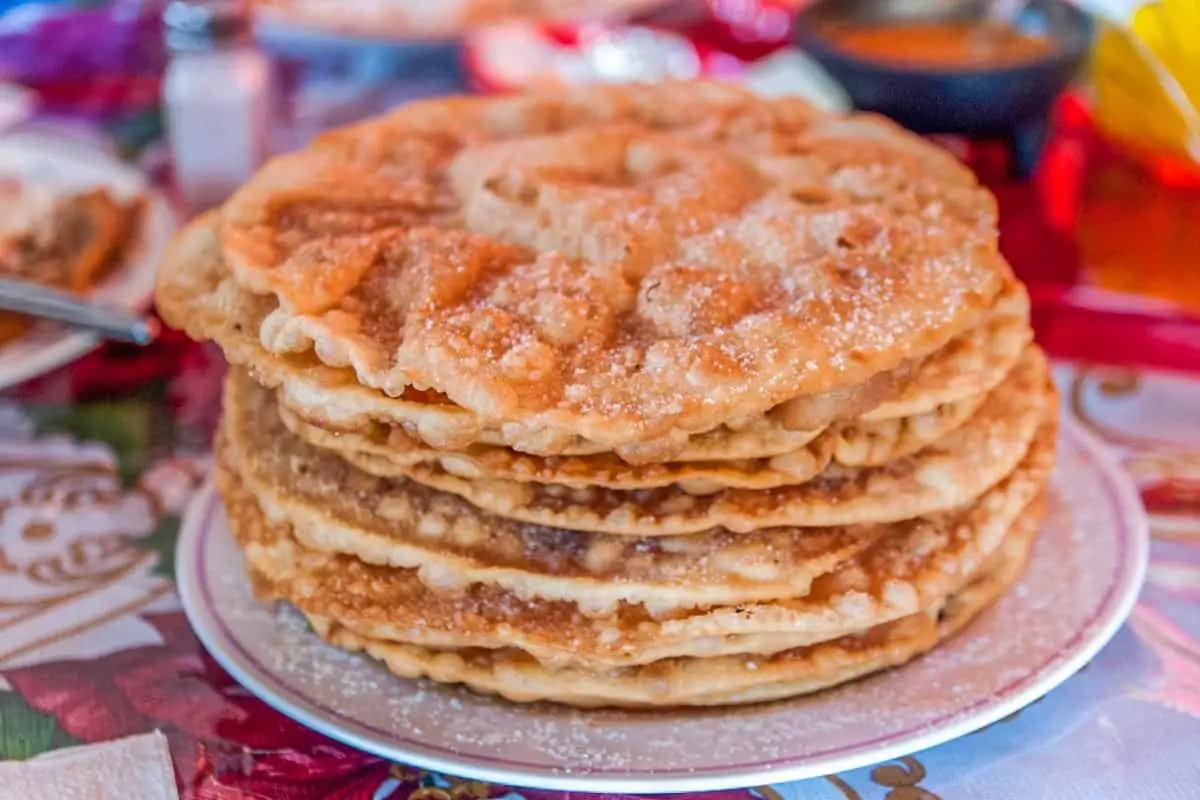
[{"xmin": 0, "ymin": 132, "xmax": 176, "ymax": 391}]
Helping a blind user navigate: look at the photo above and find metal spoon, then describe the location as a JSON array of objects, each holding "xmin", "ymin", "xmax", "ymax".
[{"xmin": 0, "ymin": 278, "xmax": 158, "ymax": 345}]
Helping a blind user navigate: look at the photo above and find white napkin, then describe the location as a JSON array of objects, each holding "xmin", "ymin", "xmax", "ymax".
[{"xmin": 0, "ymin": 731, "xmax": 178, "ymax": 800}]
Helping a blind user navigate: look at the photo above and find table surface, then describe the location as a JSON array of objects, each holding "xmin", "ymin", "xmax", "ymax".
[{"xmin": 1, "ymin": 17, "xmax": 1199, "ymax": 796}]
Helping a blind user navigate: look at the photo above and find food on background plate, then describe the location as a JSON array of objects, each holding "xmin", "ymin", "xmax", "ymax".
[{"xmin": 0, "ymin": 178, "xmax": 144, "ymax": 343}]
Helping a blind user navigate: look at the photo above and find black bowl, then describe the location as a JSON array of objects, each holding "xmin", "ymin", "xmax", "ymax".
[{"xmin": 793, "ymin": 0, "xmax": 1092, "ymax": 172}]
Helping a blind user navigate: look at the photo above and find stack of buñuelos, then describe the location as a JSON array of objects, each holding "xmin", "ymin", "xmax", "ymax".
[{"xmin": 157, "ymin": 82, "xmax": 1058, "ymax": 708}]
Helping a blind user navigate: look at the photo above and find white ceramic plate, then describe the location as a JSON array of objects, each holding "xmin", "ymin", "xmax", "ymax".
[
  {"xmin": 177, "ymin": 416, "xmax": 1148, "ymax": 793},
  {"xmin": 0, "ymin": 132, "xmax": 176, "ymax": 391}
]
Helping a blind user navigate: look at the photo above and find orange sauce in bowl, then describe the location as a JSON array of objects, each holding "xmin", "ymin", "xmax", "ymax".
[{"xmin": 825, "ymin": 21, "xmax": 1056, "ymax": 69}]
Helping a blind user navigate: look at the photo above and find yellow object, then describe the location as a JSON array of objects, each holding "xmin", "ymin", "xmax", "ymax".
[{"xmin": 1090, "ymin": 0, "xmax": 1200, "ymax": 164}]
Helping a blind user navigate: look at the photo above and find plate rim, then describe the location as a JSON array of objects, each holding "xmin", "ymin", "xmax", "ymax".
[
  {"xmin": 176, "ymin": 415, "xmax": 1149, "ymax": 793},
  {"xmin": 0, "ymin": 132, "xmax": 178, "ymax": 392}
]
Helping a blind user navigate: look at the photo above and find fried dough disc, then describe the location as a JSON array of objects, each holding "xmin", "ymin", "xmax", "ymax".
[
  {"xmin": 263, "ymin": 499, "xmax": 1039, "ymax": 708},
  {"xmin": 221, "ymin": 414, "xmax": 1053, "ymax": 669},
  {"xmin": 347, "ymin": 348, "xmax": 1052, "ymax": 536}
]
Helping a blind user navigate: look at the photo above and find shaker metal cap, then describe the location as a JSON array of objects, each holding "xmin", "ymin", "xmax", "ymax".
[{"xmin": 165, "ymin": 0, "xmax": 253, "ymax": 51}]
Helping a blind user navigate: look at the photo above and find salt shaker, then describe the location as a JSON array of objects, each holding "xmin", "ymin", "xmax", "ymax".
[{"xmin": 163, "ymin": 0, "xmax": 273, "ymax": 212}]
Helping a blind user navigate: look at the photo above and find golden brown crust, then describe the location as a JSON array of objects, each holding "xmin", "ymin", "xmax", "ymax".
[
  {"xmin": 274, "ymin": 391, "xmax": 838, "ymax": 493},
  {"xmin": 274, "ymin": 373, "xmax": 994, "ymax": 489},
  {"xmin": 341, "ymin": 348, "xmax": 1051, "ymax": 536},
  {"xmin": 833, "ymin": 389, "xmax": 988, "ymax": 467},
  {"xmin": 158, "ymin": 209, "xmax": 1021, "ymax": 461},
  {"xmin": 219, "ymin": 408, "xmax": 1054, "ymax": 669},
  {"xmin": 221, "ymin": 370, "xmax": 878, "ymax": 614},
  {"xmin": 309, "ymin": 609, "xmax": 942, "ymax": 708},
  {"xmin": 305, "ymin": 513, "xmax": 1035, "ymax": 708},
  {"xmin": 865, "ymin": 282, "xmax": 1031, "ymax": 420},
  {"xmin": 205, "ymin": 83, "xmax": 1006, "ymax": 450},
  {"xmin": 230, "ymin": 475, "xmax": 1044, "ymax": 705}
]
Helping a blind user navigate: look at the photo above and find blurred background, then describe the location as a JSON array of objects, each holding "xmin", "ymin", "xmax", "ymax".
[{"xmin": 0, "ymin": 0, "xmax": 1197, "ymax": 372}]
